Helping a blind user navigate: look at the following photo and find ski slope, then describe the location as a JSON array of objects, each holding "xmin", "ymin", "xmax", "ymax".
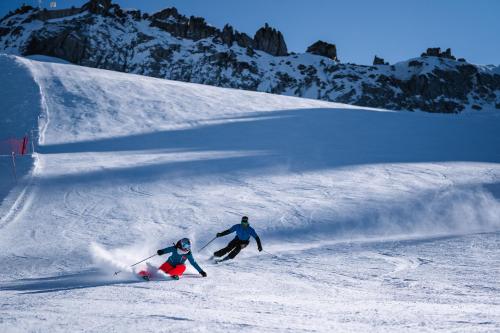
[{"xmin": 1, "ymin": 54, "xmax": 500, "ymax": 332}]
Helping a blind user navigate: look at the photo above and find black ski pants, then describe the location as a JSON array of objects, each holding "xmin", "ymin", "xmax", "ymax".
[{"xmin": 214, "ymin": 237, "xmax": 249, "ymax": 260}]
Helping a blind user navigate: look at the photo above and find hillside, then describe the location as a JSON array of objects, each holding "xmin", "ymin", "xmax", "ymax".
[
  {"xmin": 0, "ymin": 0, "xmax": 499, "ymax": 113},
  {"xmin": 0, "ymin": 54, "xmax": 499, "ymax": 332}
]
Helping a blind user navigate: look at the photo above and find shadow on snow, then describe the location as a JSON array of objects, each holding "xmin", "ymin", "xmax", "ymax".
[
  {"xmin": 36, "ymin": 107, "xmax": 500, "ymax": 186},
  {"xmin": 0, "ymin": 270, "xmax": 142, "ymax": 294}
]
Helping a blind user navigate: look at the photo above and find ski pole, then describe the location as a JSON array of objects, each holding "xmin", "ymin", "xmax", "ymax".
[
  {"xmin": 113, "ymin": 254, "xmax": 157, "ymax": 276},
  {"xmin": 198, "ymin": 236, "xmax": 217, "ymax": 252},
  {"xmin": 263, "ymin": 250, "xmax": 281, "ymax": 260}
]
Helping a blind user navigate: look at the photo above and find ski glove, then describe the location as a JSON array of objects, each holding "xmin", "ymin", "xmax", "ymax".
[
  {"xmin": 157, "ymin": 249, "xmax": 165, "ymax": 255},
  {"xmin": 200, "ymin": 271, "xmax": 207, "ymax": 277},
  {"xmin": 258, "ymin": 245, "xmax": 263, "ymax": 252}
]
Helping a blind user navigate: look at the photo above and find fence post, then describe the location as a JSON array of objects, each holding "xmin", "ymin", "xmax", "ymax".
[{"xmin": 11, "ymin": 152, "xmax": 17, "ymax": 181}]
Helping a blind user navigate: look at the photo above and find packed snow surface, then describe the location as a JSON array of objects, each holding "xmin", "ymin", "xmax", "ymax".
[{"xmin": 0, "ymin": 54, "xmax": 500, "ymax": 332}]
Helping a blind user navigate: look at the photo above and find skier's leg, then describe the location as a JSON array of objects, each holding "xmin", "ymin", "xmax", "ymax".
[
  {"xmin": 158, "ymin": 262, "xmax": 175, "ymax": 274},
  {"xmin": 214, "ymin": 238, "xmax": 238, "ymax": 257},
  {"xmin": 167, "ymin": 264, "xmax": 186, "ymax": 277},
  {"xmin": 225, "ymin": 240, "xmax": 249, "ymax": 260}
]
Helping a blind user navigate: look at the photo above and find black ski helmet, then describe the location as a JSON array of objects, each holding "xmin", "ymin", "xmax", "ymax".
[
  {"xmin": 241, "ymin": 216, "xmax": 249, "ymax": 224},
  {"xmin": 176, "ymin": 238, "xmax": 191, "ymax": 251}
]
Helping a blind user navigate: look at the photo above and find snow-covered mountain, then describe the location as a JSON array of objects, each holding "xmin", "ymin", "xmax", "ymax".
[
  {"xmin": 1, "ymin": 53, "xmax": 500, "ymax": 332},
  {"xmin": 1, "ymin": 0, "xmax": 499, "ymax": 113}
]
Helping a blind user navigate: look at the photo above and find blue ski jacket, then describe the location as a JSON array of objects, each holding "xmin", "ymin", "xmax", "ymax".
[
  {"xmin": 159, "ymin": 246, "xmax": 203, "ymax": 273},
  {"xmin": 225, "ymin": 224, "xmax": 259, "ymax": 241}
]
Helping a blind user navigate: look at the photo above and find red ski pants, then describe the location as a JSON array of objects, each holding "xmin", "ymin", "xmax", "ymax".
[{"xmin": 159, "ymin": 262, "xmax": 186, "ymax": 276}]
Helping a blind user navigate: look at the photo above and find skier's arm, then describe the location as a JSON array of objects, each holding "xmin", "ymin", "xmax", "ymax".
[
  {"xmin": 250, "ymin": 228, "xmax": 263, "ymax": 251},
  {"xmin": 216, "ymin": 225, "xmax": 237, "ymax": 237},
  {"xmin": 187, "ymin": 253, "xmax": 206, "ymax": 277},
  {"xmin": 255, "ymin": 236, "xmax": 263, "ymax": 251},
  {"xmin": 157, "ymin": 246, "xmax": 175, "ymax": 256}
]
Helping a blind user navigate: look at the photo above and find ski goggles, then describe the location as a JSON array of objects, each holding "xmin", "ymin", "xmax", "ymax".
[
  {"xmin": 180, "ymin": 240, "xmax": 191, "ymax": 250},
  {"xmin": 241, "ymin": 221, "xmax": 249, "ymax": 226}
]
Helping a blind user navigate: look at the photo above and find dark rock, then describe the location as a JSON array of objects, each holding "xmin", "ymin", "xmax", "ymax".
[
  {"xmin": 420, "ymin": 47, "xmax": 456, "ymax": 60},
  {"xmin": 421, "ymin": 47, "xmax": 440, "ymax": 57},
  {"xmin": 187, "ymin": 16, "xmax": 218, "ymax": 40},
  {"xmin": 0, "ymin": 27, "xmax": 10, "ymax": 37},
  {"xmin": 150, "ymin": 9, "xmax": 217, "ymax": 41},
  {"xmin": 306, "ymin": 40, "xmax": 338, "ymax": 61},
  {"xmin": 221, "ymin": 24, "xmax": 234, "ymax": 46},
  {"xmin": 373, "ymin": 55, "xmax": 388, "ymax": 65},
  {"xmin": 25, "ymin": 28, "xmax": 88, "ymax": 64},
  {"xmin": 11, "ymin": 26, "xmax": 24, "ymax": 37},
  {"xmin": 209, "ymin": 51, "xmax": 237, "ymax": 68},
  {"xmin": 150, "ymin": 46, "xmax": 174, "ymax": 62},
  {"xmin": 127, "ymin": 10, "xmax": 141, "ymax": 21},
  {"xmin": 253, "ymin": 23, "xmax": 287, "ymax": 56},
  {"xmin": 150, "ymin": 7, "xmax": 182, "ymax": 21},
  {"xmin": 245, "ymin": 47, "xmax": 255, "ymax": 57},
  {"xmin": 408, "ymin": 60, "xmax": 423, "ymax": 67},
  {"xmin": 458, "ymin": 58, "xmax": 466, "ymax": 62},
  {"xmin": 234, "ymin": 31, "xmax": 253, "ymax": 48},
  {"xmin": 471, "ymin": 104, "xmax": 482, "ymax": 110},
  {"xmin": 82, "ymin": 0, "xmax": 112, "ymax": 15}
]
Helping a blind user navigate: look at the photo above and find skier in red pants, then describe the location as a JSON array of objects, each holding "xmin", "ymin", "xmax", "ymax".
[{"xmin": 139, "ymin": 238, "xmax": 206, "ymax": 280}]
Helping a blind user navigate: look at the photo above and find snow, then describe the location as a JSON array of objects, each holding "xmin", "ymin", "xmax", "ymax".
[{"xmin": 1, "ymin": 54, "xmax": 500, "ymax": 332}]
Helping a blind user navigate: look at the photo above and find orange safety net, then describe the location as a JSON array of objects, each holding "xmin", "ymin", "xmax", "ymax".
[{"xmin": 0, "ymin": 136, "xmax": 29, "ymax": 155}]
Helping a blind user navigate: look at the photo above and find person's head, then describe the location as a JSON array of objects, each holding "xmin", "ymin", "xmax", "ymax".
[
  {"xmin": 241, "ymin": 216, "xmax": 249, "ymax": 228},
  {"xmin": 176, "ymin": 238, "xmax": 191, "ymax": 253}
]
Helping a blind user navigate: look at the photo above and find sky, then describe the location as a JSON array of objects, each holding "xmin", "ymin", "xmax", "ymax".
[{"xmin": 1, "ymin": 0, "xmax": 499, "ymax": 65}]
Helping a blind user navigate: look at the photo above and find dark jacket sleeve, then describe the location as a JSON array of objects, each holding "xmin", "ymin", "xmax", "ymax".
[
  {"xmin": 249, "ymin": 227, "xmax": 262, "ymax": 249},
  {"xmin": 218, "ymin": 229, "xmax": 232, "ymax": 237},
  {"xmin": 255, "ymin": 236, "xmax": 262, "ymax": 250}
]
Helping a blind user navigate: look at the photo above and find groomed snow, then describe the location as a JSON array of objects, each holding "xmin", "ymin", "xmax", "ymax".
[{"xmin": 0, "ymin": 54, "xmax": 499, "ymax": 332}]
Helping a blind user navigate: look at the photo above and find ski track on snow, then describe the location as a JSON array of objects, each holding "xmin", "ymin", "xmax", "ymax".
[{"xmin": 0, "ymin": 55, "xmax": 499, "ymax": 332}]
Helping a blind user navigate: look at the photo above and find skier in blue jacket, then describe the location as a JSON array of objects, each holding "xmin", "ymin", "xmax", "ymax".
[{"xmin": 213, "ymin": 216, "xmax": 263, "ymax": 261}]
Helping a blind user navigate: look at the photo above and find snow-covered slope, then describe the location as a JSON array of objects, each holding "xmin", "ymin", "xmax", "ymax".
[
  {"xmin": 1, "ymin": 1, "xmax": 499, "ymax": 113},
  {"xmin": 1, "ymin": 55, "xmax": 500, "ymax": 332}
]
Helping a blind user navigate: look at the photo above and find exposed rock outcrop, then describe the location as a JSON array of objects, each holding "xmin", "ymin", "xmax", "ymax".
[
  {"xmin": 373, "ymin": 55, "xmax": 388, "ymax": 65},
  {"xmin": 150, "ymin": 11, "xmax": 218, "ymax": 41},
  {"xmin": 306, "ymin": 41, "xmax": 338, "ymax": 61},
  {"xmin": 421, "ymin": 47, "xmax": 456, "ymax": 60},
  {"xmin": 221, "ymin": 24, "xmax": 234, "ymax": 46},
  {"xmin": 253, "ymin": 23, "xmax": 287, "ymax": 56},
  {"xmin": 1, "ymin": 0, "xmax": 498, "ymax": 113},
  {"xmin": 82, "ymin": 0, "xmax": 112, "ymax": 15}
]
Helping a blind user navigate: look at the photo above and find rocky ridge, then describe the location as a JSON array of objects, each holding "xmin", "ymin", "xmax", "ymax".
[{"xmin": 0, "ymin": 0, "xmax": 499, "ymax": 113}]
